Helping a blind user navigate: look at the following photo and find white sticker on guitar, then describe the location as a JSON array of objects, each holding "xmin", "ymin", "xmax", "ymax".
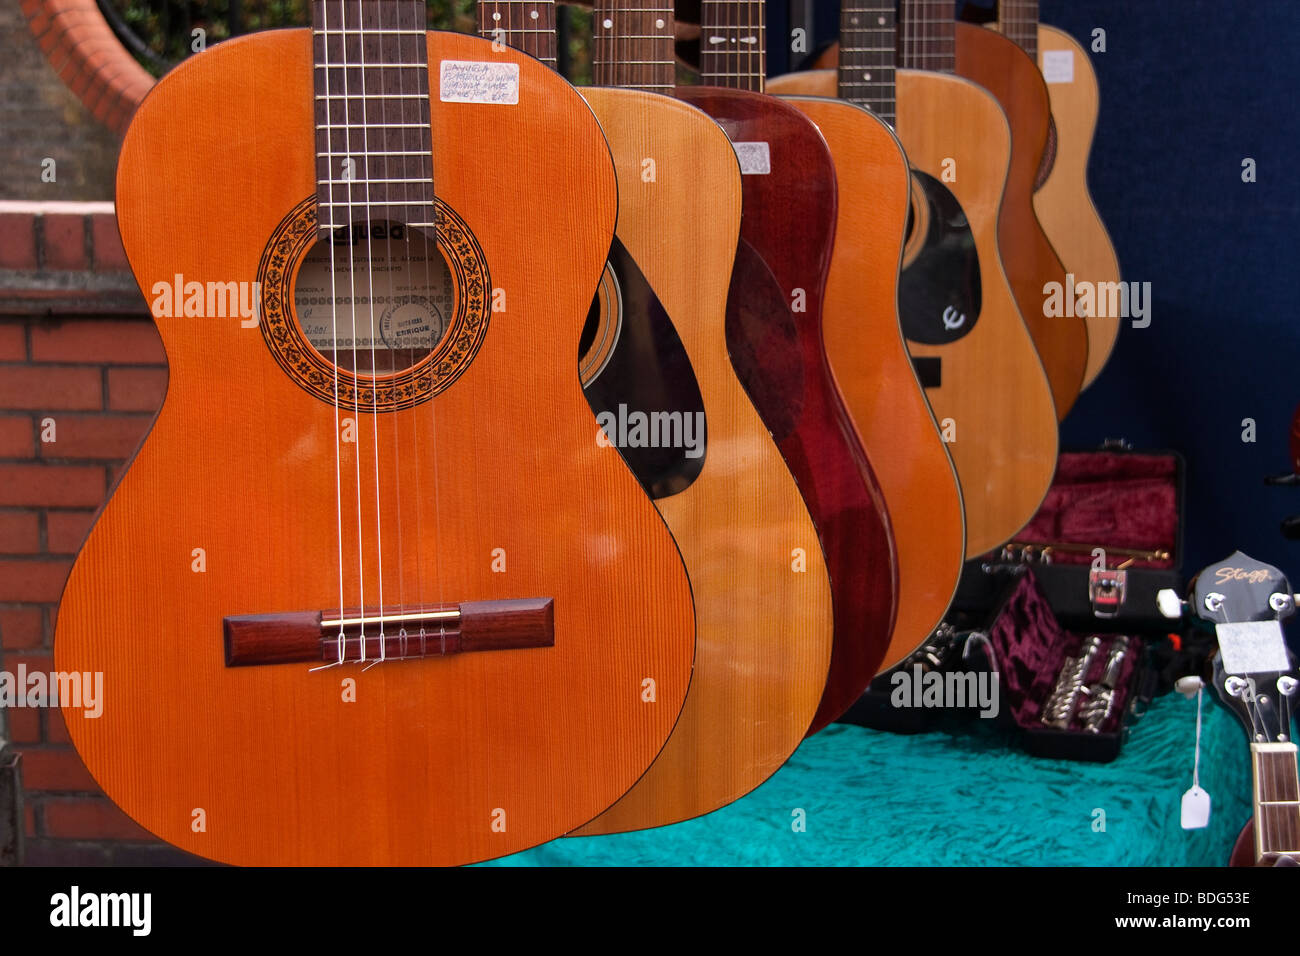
[
  {"xmin": 732, "ymin": 142, "xmax": 771, "ymax": 175},
  {"xmin": 1216, "ymin": 620, "xmax": 1291, "ymax": 675},
  {"xmin": 1041, "ymin": 50, "xmax": 1074, "ymax": 84},
  {"xmin": 439, "ymin": 60, "xmax": 519, "ymax": 105}
]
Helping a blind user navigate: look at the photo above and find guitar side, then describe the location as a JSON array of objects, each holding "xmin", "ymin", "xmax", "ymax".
[
  {"xmin": 1035, "ymin": 23, "xmax": 1122, "ymax": 390},
  {"xmin": 53, "ymin": 30, "xmax": 696, "ymax": 866},
  {"xmin": 776, "ymin": 93, "xmax": 965, "ymax": 672},
  {"xmin": 573, "ymin": 90, "xmax": 834, "ymax": 834},
  {"xmin": 955, "ymin": 21, "xmax": 1087, "ymax": 421}
]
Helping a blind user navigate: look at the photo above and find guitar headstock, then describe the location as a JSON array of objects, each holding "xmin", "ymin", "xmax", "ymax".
[{"xmin": 1189, "ymin": 552, "xmax": 1298, "ymax": 743}]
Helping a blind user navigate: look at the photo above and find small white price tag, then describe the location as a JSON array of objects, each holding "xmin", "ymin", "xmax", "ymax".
[
  {"xmin": 1180, "ymin": 785, "xmax": 1211, "ymax": 830},
  {"xmin": 732, "ymin": 142, "xmax": 771, "ymax": 175},
  {"xmin": 439, "ymin": 60, "xmax": 520, "ymax": 105},
  {"xmin": 1041, "ymin": 49, "xmax": 1075, "ymax": 84},
  {"xmin": 1215, "ymin": 620, "xmax": 1291, "ymax": 675}
]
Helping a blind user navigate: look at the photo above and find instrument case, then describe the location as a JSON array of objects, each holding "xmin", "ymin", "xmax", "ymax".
[{"xmin": 839, "ymin": 445, "xmax": 1184, "ymax": 761}]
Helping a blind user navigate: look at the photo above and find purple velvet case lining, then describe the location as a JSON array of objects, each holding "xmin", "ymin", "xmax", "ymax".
[{"xmin": 989, "ymin": 571, "xmax": 1141, "ymax": 734}]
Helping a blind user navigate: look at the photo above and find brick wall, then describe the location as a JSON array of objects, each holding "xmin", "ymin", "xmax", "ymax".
[{"xmin": 1, "ymin": 201, "xmax": 197, "ymax": 864}]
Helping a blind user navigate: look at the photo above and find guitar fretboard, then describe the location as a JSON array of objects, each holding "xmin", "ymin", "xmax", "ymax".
[
  {"xmin": 312, "ymin": 0, "xmax": 433, "ymax": 236},
  {"xmin": 477, "ymin": 1, "xmax": 557, "ymax": 68},
  {"xmin": 699, "ymin": 0, "xmax": 765, "ymax": 92},
  {"xmin": 593, "ymin": 1, "xmax": 675, "ymax": 92},
  {"xmin": 1000, "ymin": 0, "xmax": 1040, "ymax": 61},
  {"xmin": 1252, "ymin": 743, "xmax": 1300, "ymax": 862},
  {"xmin": 838, "ymin": 0, "xmax": 897, "ymax": 125},
  {"xmin": 898, "ymin": 0, "xmax": 957, "ymax": 75}
]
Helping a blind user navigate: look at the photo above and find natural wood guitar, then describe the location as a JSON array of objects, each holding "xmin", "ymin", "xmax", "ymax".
[
  {"xmin": 998, "ymin": 1, "xmax": 1122, "ymax": 390},
  {"xmin": 678, "ymin": 0, "xmax": 899, "ymax": 736},
  {"xmin": 483, "ymin": 0, "xmax": 834, "ymax": 835},
  {"xmin": 771, "ymin": 27, "xmax": 965, "ymax": 670},
  {"xmin": 53, "ymin": 3, "xmax": 697, "ymax": 866},
  {"xmin": 769, "ymin": 0, "xmax": 1059, "ymax": 558}
]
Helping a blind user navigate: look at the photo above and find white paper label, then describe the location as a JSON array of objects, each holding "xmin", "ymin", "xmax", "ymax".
[
  {"xmin": 1216, "ymin": 620, "xmax": 1291, "ymax": 675},
  {"xmin": 1041, "ymin": 49, "xmax": 1074, "ymax": 84},
  {"xmin": 1180, "ymin": 785, "xmax": 1212, "ymax": 830},
  {"xmin": 439, "ymin": 60, "xmax": 519, "ymax": 105},
  {"xmin": 732, "ymin": 142, "xmax": 771, "ymax": 175}
]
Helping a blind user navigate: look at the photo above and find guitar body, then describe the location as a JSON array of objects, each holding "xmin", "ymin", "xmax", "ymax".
[
  {"xmin": 776, "ymin": 94, "xmax": 965, "ymax": 671},
  {"xmin": 767, "ymin": 68, "xmax": 1058, "ymax": 557},
  {"xmin": 53, "ymin": 30, "xmax": 697, "ymax": 866},
  {"xmin": 954, "ymin": 21, "xmax": 1087, "ymax": 420},
  {"xmin": 1034, "ymin": 23, "xmax": 1122, "ymax": 389},
  {"xmin": 676, "ymin": 86, "xmax": 898, "ymax": 734},
  {"xmin": 572, "ymin": 89, "xmax": 833, "ymax": 834}
]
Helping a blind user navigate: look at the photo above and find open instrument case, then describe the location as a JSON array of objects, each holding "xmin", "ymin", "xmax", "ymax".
[{"xmin": 840, "ymin": 445, "xmax": 1186, "ymax": 762}]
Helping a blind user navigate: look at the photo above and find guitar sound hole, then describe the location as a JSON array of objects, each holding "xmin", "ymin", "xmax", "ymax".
[{"xmin": 292, "ymin": 219, "xmax": 453, "ymax": 376}]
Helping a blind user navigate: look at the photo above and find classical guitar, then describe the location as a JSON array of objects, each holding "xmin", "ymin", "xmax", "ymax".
[
  {"xmin": 769, "ymin": 0, "xmax": 1059, "ymax": 558},
  {"xmin": 953, "ymin": 17, "xmax": 1086, "ymax": 419},
  {"xmin": 998, "ymin": 0, "xmax": 1122, "ymax": 390},
  {"xmin": 680, "ymin": 0, "xmax": 899, "ymax": 736},
  {"xmin": 1161, "ymin": 553, "xmax": 1300, "ymax": 866},
  {"xmin": 760, "ymin": 3, "xmax": 965, "ymax": 673},
  {"xmin": 53, "ymin": 0, "xmax": 697, "ymax": 865},
  {"xmin": 481, "ymin": 0, "xmax": 834, "ymax": 835}
]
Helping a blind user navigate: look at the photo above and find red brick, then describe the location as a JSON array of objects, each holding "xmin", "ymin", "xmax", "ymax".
[
  {"xmin": 24, "ymin": 802, "xmax": 36, "ymax": 838},
  {"xmin": 19, "ymin": 748, "xmax": 96, "ymax": 792},
  {"xmin": 0, "ymin": 559, "xmax": 72, "ymax": 602},
  {"xmin": 0, "ymin": 464, "xmax": 103, "ymax": 507},
  {"xmin": 0, "ymin": 365, "xmax": 101, "ymax": 410},
  {"xmin": 0, "ymin": 324, "xmax": 25, "ymax": 361},
  {"xmin": 43, "ymin": 797, "xmax": 147, "ymax": 840},
  {"xmin": 40, "ymin": 213, "xmax": 86, "ymax": 271},
  {"xmin": 0, "ymin": 511, "xmax": 40, "ymax": 553},
  {"xmin": 106, "ymin": 367, "xmax": 166, "ymax": 412},
  {"xmin": 46, "ymin": 707, "xmax": 70, "ymax": 744},
  {"xmin": 45, "ymin": 510, "xmax": 94, "ymax": 554},
  {"xmin": 0, "ymin": 605, "xmax": 44, "ymax": 649},
  {"xmin": 21, "ymin": 0, "xmax": 44, "ymax": 21},
  {"xmin": 0, "ymin": 213, "xmax": 37, "ymax": 270},
  {"xmin": 5, "ymin": 705, "xmax": 41, "ymax": 744},
  {"xmin": 38, "ymin": 413, "xmax": 151, "ymax": 461},
  {"xmin": 0, "ymin": 415, "xmax": 33, "ymax": 457},
  {"xmin": 90, "ymin": 213, "xmax": 129, "ymax": 271},
  {"xmin": 30, "ymin": 319, "xmax": 163, "ymax": 364}
]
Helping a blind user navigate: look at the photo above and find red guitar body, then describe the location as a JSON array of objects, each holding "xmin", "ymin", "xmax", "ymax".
[{"xmin": 677, "ymin": 87, "xmax": 899, "ymax": 735}]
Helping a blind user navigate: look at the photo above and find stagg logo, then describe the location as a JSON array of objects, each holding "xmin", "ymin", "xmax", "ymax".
[
  {"xmin": 50, "ymin": 886, "xmax": 151, "ymax": 936},
  {"xmin": 890, "ymin": 664, "xmax": 1000, "ymax": 718}
]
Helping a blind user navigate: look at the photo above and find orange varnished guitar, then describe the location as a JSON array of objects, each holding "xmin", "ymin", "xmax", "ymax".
[
  {"xmin": 54, "ymin": 2, "xmax": 697, "ymax": 865},
  {"xmin": 998, "ymin": 0, "xmax": 1122, "ymax": 389},
  {"xmin": 482, "ymin": 0, "xmax": 833, "ymax": 835},
  {"xmin": 770, "ymin": 0, "xmax": 1059, "ymax": 558},
  {"xmin": 768, "ymin": 8, "xmax": 965, "ymax": 671}
]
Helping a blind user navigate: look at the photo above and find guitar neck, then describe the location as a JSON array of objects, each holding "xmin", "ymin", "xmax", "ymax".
[
  {"xmin": 999, "ymin": 0, "xmax": 1040, "ymax": 60},
  {"xmin": 837, "ymin": 0, "xmax": 897, "ymax": 125},
  {"xmin": 699, "ymin": 0, "xmax": 766, "ymax": 92},
  {"xmin": 898, "ymin": 0, "xmax": 957, "ymax": 74},
  {"xmin": 477, "ymin": 1, "xmax": 558, "ymax": 68},
  {"xmin": 593, "ymin": 0, "xmax": 676, "ymax": 92},
  {"xmin": 311, "ymin": 0, "xmax": 433, "ymax": 236},
  {"xmin": 1250, "ymin": 742, "xmax": 1300, "ymax": 863}
]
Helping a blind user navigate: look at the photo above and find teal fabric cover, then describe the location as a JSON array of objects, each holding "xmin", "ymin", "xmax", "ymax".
[{"xmin": 485, "ymin": 693, "xmax": 1253, "ymax": 866}]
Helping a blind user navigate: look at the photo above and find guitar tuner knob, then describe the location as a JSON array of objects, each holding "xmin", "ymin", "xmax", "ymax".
[
  {"xmin": 1225, "ymin": 676, "xmax": 1250, "ymax": 698},
  {"xmin": 1205, "ymin": 592, "xmax": 1226, "ymax": 613},
  {"xmin": 1269, "ymin": 592, "xmax": 1295, "ymax": 613},
  {"xmin": 1279, "ymin": 676, "xmax": 1298, "ymax": 696},
  {"xmin": 1156, "ymin": 588, "xmax": 1185, "ymax": 619}
]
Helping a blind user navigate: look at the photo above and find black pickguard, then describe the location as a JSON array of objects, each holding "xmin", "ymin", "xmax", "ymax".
[
  {"xmin": 898, "ymin": 169, "xmax": 982, "ymax": 347},
  {"xmin": 581, "ymin": 237, "xmax": 707, "ymax": 499}
]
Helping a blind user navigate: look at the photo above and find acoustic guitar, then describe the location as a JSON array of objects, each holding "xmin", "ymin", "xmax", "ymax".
[
  {"xmin": 998, "ymin": 0, "xmax": 1122, "ymax": 390},
  {"xmin": 481, "ymin": 0, "xmax": 834, "ymax": 835},
  {"xmin": 679, "ymin": 0, "xmax": 899, "ymax": 736},
  {"xmin": 762, "ymin": 4, "xmax": 965, "ymax": 672},
  {"xmin": 953, "ymin": 19, "xmax": 1086, "ymax": 420},
  {"xmin": 769, "ymin": 0, "xmax": 1059, "ymax": 558},
  {"xmin": 1160, "ymin": 553, "xmax": 1300, "ymax": 866},
  {"xmin": 53, "ymin": 0, "xmax": 697, "ymax": 865}
]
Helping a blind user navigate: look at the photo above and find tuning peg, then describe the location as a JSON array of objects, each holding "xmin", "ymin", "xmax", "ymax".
[{"xmin": 1157, "ymin": 588, "xmax": 1187, "ymax": 619}]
